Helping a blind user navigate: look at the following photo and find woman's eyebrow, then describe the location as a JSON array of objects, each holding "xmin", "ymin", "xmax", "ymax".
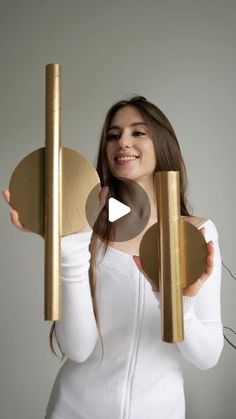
[
  {"xmin": 108, "ymin": 122, "xmax": 147, "ymax": 131},
  {"xmin": 130, "ymin": 122, "xmax": 147, "ymax": 127},
  {"xmin": 107, "ymin": 125, "xmax": 120, "ymax": 131}
]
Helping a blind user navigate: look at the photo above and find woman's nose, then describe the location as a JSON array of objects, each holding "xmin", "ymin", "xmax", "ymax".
[{"xmin": 117, "ymin": 131, "xmax": 132, "ymax": 147}]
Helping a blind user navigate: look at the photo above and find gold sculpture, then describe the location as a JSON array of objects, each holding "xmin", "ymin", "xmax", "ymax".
[
  {"xmin": 139, "ymin": 171, "xmax": 208, "ymax": 342},
  {"xmin": 8, "ymin": 64, "xmax": 208, "ymax": 342},
  {"xmin": 9, "ymin": 64, "xmax": 100, "ymax": 320}
]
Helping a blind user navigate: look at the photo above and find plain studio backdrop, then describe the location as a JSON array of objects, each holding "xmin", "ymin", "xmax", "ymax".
[{"xmin": 0, "ymin": 1, "xmax": 235, "ymax": 418}]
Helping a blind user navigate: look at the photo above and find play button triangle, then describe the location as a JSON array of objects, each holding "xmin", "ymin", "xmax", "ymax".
[
  {"xmin": 108, "ymin": 197, "xmax": 131, "ymax": 222},
  {"xmin": 85, "ymin": 178, "xmax": 151, "ymax": 241}
]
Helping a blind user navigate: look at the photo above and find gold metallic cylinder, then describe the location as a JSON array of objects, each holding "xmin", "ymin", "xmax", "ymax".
[
  {"xmin": 44, "ymin": 64, "xmax": 61, "ymax": 320},
  {"xmin": 156, "ymin": 171, "xmax": 183, "ymax": 342}
]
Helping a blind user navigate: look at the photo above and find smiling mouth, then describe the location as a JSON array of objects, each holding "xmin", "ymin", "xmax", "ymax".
[{"xmin": 114, "ymin": 156, "xmax": 140, "ymax": 164}]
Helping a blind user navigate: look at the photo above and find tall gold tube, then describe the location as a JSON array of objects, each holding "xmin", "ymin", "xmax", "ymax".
[
  {"xmin": 156, "ymin": 171, "xmax": 183, "ymax": 342},
  {"xmin": 44, "ymin": 64, "xmax": 61, "ymax": 320}
]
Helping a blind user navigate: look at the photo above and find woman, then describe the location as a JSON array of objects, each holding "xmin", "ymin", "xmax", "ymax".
[{"xmin": 2, "ymin": 96, "xmax": 224, "ymax": 419}]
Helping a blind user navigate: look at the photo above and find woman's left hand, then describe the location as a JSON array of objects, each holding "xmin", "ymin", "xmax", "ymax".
[
  {"xmin": 182, "ymin": 227, "xmax": 214, "ymax": 296},
  {"xmin": 133, "ymin": 227, "xmax": 214, "ymax": 297}
]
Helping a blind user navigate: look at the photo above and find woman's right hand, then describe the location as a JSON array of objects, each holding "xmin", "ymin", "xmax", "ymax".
[{"xmin": 1, "ymin": 189, "xmax": 29, "ymax": 232}]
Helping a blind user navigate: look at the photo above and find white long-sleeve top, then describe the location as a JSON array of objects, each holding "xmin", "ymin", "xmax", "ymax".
[{"xmin": 45, "ymin": 219, "xmax": 224, "ymax": 419}]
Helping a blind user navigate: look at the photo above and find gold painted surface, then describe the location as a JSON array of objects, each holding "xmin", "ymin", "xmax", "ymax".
[
  {"xmin": 9, "ymin": 148, "xmax": 45, "ymax": 236},
  {"xmin": 156, "ymin": 171, "xmax": 183, "ymax": 342},
  {"xmin": 140, "ymin": 218, "xmax": 208, "ymax": 288},
  {"xmin": 44, "ymin": 63, "xmax": 61, "ymax": 320},
  {"xmin": 9, "ymin": 146, "xmax": 100, "ymax": 321},
  {"xmin": 9, "ymin": 63, "xmax": 100, "ymax": 321},
  {"xmin": 139, "ymin": 171, "xmax": 208, "ymax": 342},
  {"xmin": 61, "ymin": 148, "xmax": 100, "ymax": 235},
  {"xmin": 179, "ymin": 218, "xmax": 208, "ymax": 287},
  {"xmin": 139, "ymin": 223, "xmax": 159, "ymax": 283},
  {"xmin": 9, "ymin": 148, "xmax": 100, "ymax": 236}
]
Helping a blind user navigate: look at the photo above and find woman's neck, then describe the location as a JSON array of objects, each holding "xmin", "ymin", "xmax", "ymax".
[{"xmin": 116, "ymin": 175, "xmax": 158, "ymax": 221}]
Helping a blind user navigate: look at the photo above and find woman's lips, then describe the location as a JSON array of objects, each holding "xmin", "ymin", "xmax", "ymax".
[{"xmin": 115, "ymin": 156, "xmax": 140, "ymax": 165}]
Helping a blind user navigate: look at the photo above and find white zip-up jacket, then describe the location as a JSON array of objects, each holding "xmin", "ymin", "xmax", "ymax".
[{"xmin": 45, "ymin": 219, "xmax": 224, "ymax": 419}]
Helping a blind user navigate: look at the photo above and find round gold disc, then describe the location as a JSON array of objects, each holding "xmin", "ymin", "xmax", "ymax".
[
  {"xmin": 9, "ymin": 147, "xmax": 100, "ymax": 237},
  {"xmin": 139, "ymin": 217, "xmax": 208, "ymax": 288}
]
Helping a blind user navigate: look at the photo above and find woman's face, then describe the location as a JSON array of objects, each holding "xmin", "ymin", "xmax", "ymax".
[{"xmin": 106, "ymin": 106, "xmax": 157, "ymax": 186}]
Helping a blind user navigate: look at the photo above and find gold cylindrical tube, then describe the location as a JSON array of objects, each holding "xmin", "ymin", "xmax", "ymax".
[
  {"xmin": 156, "ymin": 171, "xmax": 183, "ymax": 342},
  {"xmin": 44, "ymin": 64, "xmax": 61, "ymax": 320}
]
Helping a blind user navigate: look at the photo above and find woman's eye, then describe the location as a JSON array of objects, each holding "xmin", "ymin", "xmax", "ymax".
[
  {"xmin": 106, "ymin": 133, "xmax": 120, "ymax": 141},
  {"xmin": 133, "ymin": 131, "xmax": 145, "ymax": 137}
]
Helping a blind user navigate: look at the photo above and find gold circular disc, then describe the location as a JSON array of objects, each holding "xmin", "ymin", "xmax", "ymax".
[
  {"xmin": 179, "ymin": 218, "xmax": 208, "ymax": 287},
  {"xmin": 9, "ymin": 147, "xmax": 100, "ymax": 237},
  {"xmin": 139, "ymin": 223, "xmax": 159, "ymax": 287},
  {"xmin": 139, "ymin": 218, "xmax": 208, "ymax": 288}
]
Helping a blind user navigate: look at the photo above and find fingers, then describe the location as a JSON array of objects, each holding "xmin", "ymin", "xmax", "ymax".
[
  {"xmin": 133, "ymin": 255, "xmax": 144, "ymax": 272},
  {"xmin": 196, "ymin": 240, "xmax": 214, "ymax": 286},
  {"xmin": 199, "ymin": 225, "xmax": 214, "ymax": 276},
  {"xmin": 205, "ymin": 240, "xmax": 214, "ymax": 275},
  {"xmin": 2, "ymin": 188, "xmax": 28, "ymax": 231},
  {"xmin": 1, "ymin": 189, "xmax": 10, "ymax": 204},
  {"xmin": 133, "ymin": 255, "xmax": 159, "ymax": 292},
  {"xmin": 183, "ymin": 279, "xmax": 201, "ymax": 297},
  {"xmin": 9, "ymin": 208, "xmax": 26, "ymax": 230}
]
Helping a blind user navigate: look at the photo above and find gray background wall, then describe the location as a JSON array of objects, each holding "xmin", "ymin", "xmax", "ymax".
[{"xmin": 0, "ymin": 1, "xmax": 235, "ymax": 418}]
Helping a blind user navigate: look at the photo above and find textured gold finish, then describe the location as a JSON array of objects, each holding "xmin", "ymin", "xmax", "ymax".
[
  {"xmin": 9, "ymin": 148, "xmax": 100, "ymax": 236},
  {"xmin": 9, "ymin": 64, "xmax": 100, "ymax": 321},
  {"xmin": 140, "ymin": 216, "xmax": 207, "ymax": 289},
  {"xmin": 139, "ymin": 223, "xmax": 159, "ymax": 284},
  {"xmin": 9, "ymin": 148, "xmax": 45, "ymax": 236},
  {"xmin": 61, "ymin": 149, "xmax": 100, "ymax": 235},
  {"xmin": 179, "ymin": 216, "xmax": 207, "ymax": 287},
  {"xmin": 44, "ymin": 63, "xmax": 61, "ymax": 320},
  {"xmin": 139, "ymin": 172, "xmax": 208, "ymax": 343},
  {"xmin": 157, "ymin": 171, "xmax": 183, "ymax": 342}
]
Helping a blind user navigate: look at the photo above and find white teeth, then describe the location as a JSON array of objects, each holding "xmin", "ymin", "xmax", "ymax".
[{"xmin": 116, "ymin": 156, "xmax": 138, "ymax": 162}]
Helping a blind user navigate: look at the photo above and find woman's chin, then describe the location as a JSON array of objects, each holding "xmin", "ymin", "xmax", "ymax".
[{"xmin": 113, "ymin": 171, "xmax": 138, "ymax": 181}]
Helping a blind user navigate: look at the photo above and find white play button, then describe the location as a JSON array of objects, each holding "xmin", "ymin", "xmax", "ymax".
[
  {"xmin": 85, "ymin": 178, "xmax": 151, "ymax": 241},
  {"xmin": 108, "ymin": 197, "xmax": 131, "ymax": 222}
]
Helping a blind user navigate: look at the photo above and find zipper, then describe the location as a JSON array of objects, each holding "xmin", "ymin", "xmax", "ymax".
[{"xmin": 122, "ymin": 273, "xmax": 145, "ymax": 419}]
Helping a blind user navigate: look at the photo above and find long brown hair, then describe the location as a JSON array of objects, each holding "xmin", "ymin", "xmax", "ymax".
[{"xmin": 50, "ymin": 95, "xmax": 192, "ymax": 360}]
